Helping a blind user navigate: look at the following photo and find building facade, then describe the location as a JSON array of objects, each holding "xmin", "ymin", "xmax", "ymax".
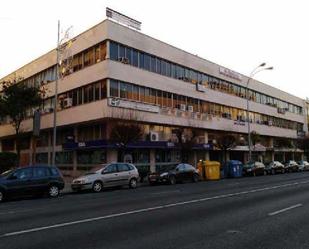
[{"xmin": 0, "ymin": 19, "xmax": 308, "ymax": 176}]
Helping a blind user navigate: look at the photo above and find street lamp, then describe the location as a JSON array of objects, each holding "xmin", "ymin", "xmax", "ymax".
[
  {"xmin": 246, "ymin": 63, "xmax": 273, "ymax": 162},
  {"xmin": 51, "ymin": 21, "xmax": 73, "ymax": 166}
]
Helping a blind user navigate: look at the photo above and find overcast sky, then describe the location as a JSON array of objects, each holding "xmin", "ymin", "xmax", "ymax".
[{"xmin": 0, "ymin": 0, "xmax": 308, "ymax": 99}]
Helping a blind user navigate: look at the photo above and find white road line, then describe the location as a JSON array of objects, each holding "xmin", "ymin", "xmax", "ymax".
[
  {"xmin": 151, "ymin": 190, "xmax": 181, "ymax": 195},
  {"xmin": 268, "ymin": 204, "xmax": 303, "ymax": 216},
  {"xmin": 1, "ymin": 180, "xmax": 309, "ymax": 238}
]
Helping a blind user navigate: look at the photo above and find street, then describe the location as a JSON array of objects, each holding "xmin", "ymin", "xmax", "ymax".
[{"xmin": 1, "ymin": 172, "xmax": 309, "ymax": 249}]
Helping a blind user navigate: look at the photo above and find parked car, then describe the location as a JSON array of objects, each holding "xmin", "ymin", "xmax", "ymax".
[
  {"xmin": 0, "ymin": 165, "xmax": 64, "ymax": 202},
  {"xmin": 71, "ymin": 163, "xmax": 139, "ymax": 192},
  {"xmin": 148, "ymin": 163, "xmax": 199, "ymax": 185},
  {"xmin": 298, "ymin": 161, "xmax": 309, "ymax": 171},
  {"xmin": 243, "ymin": 162, "xmax": 265, "ymax": 176},
  {"xmin": 284, "ymin": 160, "xmax": 299, "ymax": 173},
  {"xmin": 264, "ymin": 161, "xmax": 285, "ymax": 175}
]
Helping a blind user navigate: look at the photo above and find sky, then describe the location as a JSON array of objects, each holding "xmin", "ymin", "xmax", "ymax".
[{"xmin": 0, "ymin": 0, "xmax": 308, "ymax": 99}]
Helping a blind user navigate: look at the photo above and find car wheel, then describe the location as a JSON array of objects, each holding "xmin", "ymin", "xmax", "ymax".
[
  {"xmin": 169, "ymin": 175, "xmax": 176, "ymax": 185},
  {"xmin": 0, "ymin": 190, "xmax": 4, "ymax": 202},
  {"xmin": 253, "ymin": 171, "xmax": 256, "ymax": 177},
  {"xmin": 271, "ymin": 169, "xmax": 275, "ymax": 175},
  {"xmin": 48, "ymin": 185, "xmax": 60, "ymax": 198},
  {"xmin": 281, "ymin": 169, "xmax": 285, "ymax": 174},
  {"xmin": 92, "ymin": 181, "xmax": 103, "ymax": 193},
  {"xmin": 129, "ymin": 178, "xmax": 138, "ymax": 189},
  {"xmin": 192, "ymin": 174, "xmax": 199, "ymax": 183}
]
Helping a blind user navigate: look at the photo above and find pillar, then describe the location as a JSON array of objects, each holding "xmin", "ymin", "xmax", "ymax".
[
  {"xmin": 204, "ymin": 131, "xmax": 210, "ymax": 160},
  {"xmin": 72, "ymin": 126, "xmax": 78, "ymax": 177},
  {"xmin": 0, "ymin": 140, "xmax": 2, "ymax": 152},
  {"xmin": 150, "ymin": 149, "xmax": 156, "ymax": 173},
  {"xmin": 107, "ymin": 149, "xmax": 118, "ymax": 163},
  {"xmin": 48, "ymin": 130, "xmax": 52, "ymax": 165}
]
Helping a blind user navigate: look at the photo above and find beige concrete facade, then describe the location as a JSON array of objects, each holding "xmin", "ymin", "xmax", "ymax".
[{"xmin": 0, "ymin": 19, "xmax": 307, "ymax": 174}]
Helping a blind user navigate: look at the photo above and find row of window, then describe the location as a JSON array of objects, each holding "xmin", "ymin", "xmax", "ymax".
[
  {"xmin": 110, "ymin": 79, "xmax": 303, "ymax": 131},
  {"xmin": 109, "ymin": 41, "xmax": 303, "ymax": 115},
  {"xmin": 41, "ymin": 80, "xmax": 107, "ymax": 113},
  {"xmin": 21, "ymin": 41, "xmax": 107, "ymax": 89},
  {"xmin": 35, "ymin": 150, "xmax": 106, "ymax": 165}
]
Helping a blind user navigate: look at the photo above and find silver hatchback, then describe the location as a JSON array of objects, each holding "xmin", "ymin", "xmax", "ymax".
[{"xmin": 71, "ymin": 163, "xmax": 140, "ymax": 192}]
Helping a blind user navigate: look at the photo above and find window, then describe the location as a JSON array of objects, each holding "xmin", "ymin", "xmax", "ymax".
[
  {"xmin": 72, "ymin": 89, "xmax": 78, "ymax": 106},
  {"xmin": 161, "ymin": 60, "xmax": 166, "ymax": 75},
  {"xmin": 101, "ymin": 80, "xmax": 107, "ymax": 99},
  {"xmin": 33, "ymin": 167, "xmax": 50, "ymax": 178},
  {"xmin": 132, "ymin": 49, "xmax": 138, "ymax": 67},
  {"xmin": 84, "ymin": 48, "xmax": 95, "ymax": 67},
  {"xmin": 139, "ymin": 52, "xmax": 144, "ymax": 69},
  {"xmin": 110, "ymin": 80, "xmax": 119, "ymax": 97},
  {"xmin": 104, "ymin": 164, "xmax": 118, "ymax": 173},
  {"xmin": 35, "ymin": 153, "xmax": 48, "ymax": 164},
  {"xmin": 144, "ymin": 53, "xmax": 151, "ymax": 71},
  {"xmin": 72, "ymin": 53, "xmax": 83, "ymax": 72},
  {"xmin": 118, "ymin": 164, "xmax": 130, "ymax": 172},
  {"xmin": 132, "ymin": 85, "xmax": 139, "ymax": 101},
  {"xmin": 95, "ymin": 82, "xmax": 101, "ymax": 101},
  {"xmin": 84, "ymin": 84, "xmax": 94, "ymax": 103},
  {"xmin": 120, "ymin": 82, "xmax": 132, "ymax": 99},
  {"xmin": 140, "ymin": 86, "xmax": 145, "ymax": 102},
  {"xmin": 119, "ymin": 44, "xmax": 125, "ymax": 59},
  {"xmin": 12, "ymin": 168, "xmax": 32, "ymax": 180},
  {"xmin": 151, "ymin": 56, "xmax": 156, "ymax": 72},
  {"xmin": 126, "ymin": 47, "xmax": 132, "ymax": 63},
  {"xmin": 110, "ymin": 42, "xmax": 118, "ymax": 60},
  {"xmin": 166, "ymin": 62, "xmax": 171, "ymax": 77},
  {"xmin": 156, "ymin": 58, "xmax": 161, "ymax": 74}
]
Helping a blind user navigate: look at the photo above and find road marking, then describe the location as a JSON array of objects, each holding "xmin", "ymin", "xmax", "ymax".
[
  {"xmin": 151, "ymin": 190, "xmax": 181, "ymax": 195},
  {"xmin": 268, "ymin": 204, "xmax": 303, "ymax": 216},
  {"xmin": 1, "ymin": 180, "xmax": 309, "ymax": 238}
]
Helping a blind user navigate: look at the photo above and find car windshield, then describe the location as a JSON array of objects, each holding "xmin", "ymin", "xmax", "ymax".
[
  {"xmin": 0, "ymin": 169, "xmax": 13, "ymax": 177},
  {"xmin": 85, "ymin": 165, "xmax": 106, "ymax": 175}
]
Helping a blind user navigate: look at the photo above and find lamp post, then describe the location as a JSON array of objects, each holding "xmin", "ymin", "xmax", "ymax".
[
  {"xmin": 51, "ymin": 22, "xmax": 73, "ymax": 166},
  {"xmin": 246, "ymin": 63, "xmax": 273, "ymax": 162}
]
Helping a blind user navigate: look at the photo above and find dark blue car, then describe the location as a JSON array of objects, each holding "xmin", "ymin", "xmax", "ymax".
[{"xmin": 0, "ymin": 165, "xmax": 65, "ymax": 202}]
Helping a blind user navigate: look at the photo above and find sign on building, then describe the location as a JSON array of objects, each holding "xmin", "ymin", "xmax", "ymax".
[{"xmin": 106, "ymin": 7, "xmax": 142, "ymax": 31}]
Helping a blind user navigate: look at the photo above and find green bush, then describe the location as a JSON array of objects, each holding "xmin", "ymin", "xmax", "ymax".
[{"xmin": 0, "ymin": 152, "xmax": 18, "ymax": 173}]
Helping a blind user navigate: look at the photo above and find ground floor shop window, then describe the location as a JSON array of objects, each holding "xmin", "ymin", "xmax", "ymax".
[
  {"xmin": 36, "ymin": 153, "xmax": 48, "ymax": 164},
  {"xmin": 77, "ymin": 150, "xmax": 106, "ymax": 164},
  {"xmin": 56, "ymin": 152, "xmax": 73, "ymax": 164},
  {"xmin": 118, "ymin": 149, "xmax": 150, "ymax": 164},
  {"xmin": 155, "ymin": 150, "xmax": 180, "ymax": 163}
]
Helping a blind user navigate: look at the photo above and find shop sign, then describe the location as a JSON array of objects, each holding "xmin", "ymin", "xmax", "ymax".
[
  {"xmin": 108, "ymin": 98, "xmax": 160, "ymax": 113},
  {"xmin": 219, "ymin": 67, "xmax": 242, "ymax": 81},
  {"xmin": 78, "ymin": 142, "xmax": 86, "ymax": 148}
]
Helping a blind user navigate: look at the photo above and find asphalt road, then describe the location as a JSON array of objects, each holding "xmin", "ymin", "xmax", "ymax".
[{"xmin": 2, "ymin": 172, "xmax": 309, "ymax": 249}]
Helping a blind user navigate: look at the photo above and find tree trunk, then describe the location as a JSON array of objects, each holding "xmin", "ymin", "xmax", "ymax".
[{"xmin": 15, "ymin": 131, "xmax": 21, "ymax": 167}]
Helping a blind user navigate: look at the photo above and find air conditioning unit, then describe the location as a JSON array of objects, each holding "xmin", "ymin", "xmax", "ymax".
[
  {"xmin": 268, "ymin": 121, "xmax": 273, "ymax": 126},
  {"xmin": 188, "ymin": 105, "xmax": 194, "ymax": 112},
  {"xmin": 180, "ymin": 104, "xmax": 186, "ymax": 111},
  {"xmin": 118, "ymin": 57, "xmax": 129, "ymax": 64},
  {"xmin": 63, "ymin": 98, "xmax": 72, "ymax": 108},
  {"xmin": 150, "ymin": 131, "xmax": 159, "ymax": 141}
]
